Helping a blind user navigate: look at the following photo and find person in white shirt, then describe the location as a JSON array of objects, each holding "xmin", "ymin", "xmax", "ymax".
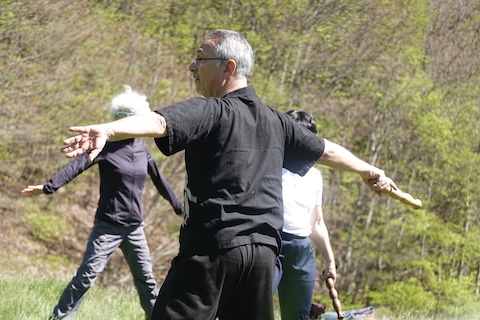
[{"xmin": 273, "ymin": 110, "xmax": 336, "ymax": 320}]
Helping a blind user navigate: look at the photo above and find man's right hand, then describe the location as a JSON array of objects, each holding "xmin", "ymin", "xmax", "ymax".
[{"xmin": 62, "ymin": 125, "xmax": 109, "ymax": 162}]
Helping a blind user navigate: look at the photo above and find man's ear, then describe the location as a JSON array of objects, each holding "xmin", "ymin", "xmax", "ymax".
[{"xmin": 224, "ymin": 59, "xmax": 237, "ymax": 78}]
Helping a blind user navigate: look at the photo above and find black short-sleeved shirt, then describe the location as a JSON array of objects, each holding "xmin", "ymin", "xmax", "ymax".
[{"xmin": 155, "ymin": 87, "xmax": 324, "ymax": 254}]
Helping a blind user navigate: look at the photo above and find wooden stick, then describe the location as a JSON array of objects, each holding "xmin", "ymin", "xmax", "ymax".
[
  {"xmin": 325, "ymin": 277, "xmax": 345, "ymax": 320},
  {"xmin": 385, "ymin": 186, "xmax": 423, "ymax": 210}
]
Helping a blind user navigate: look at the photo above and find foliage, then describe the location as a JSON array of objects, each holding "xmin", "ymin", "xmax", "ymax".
[
  {"xmin": 368, "ymin": 278, "xmax": 437, "ymax": 314},
  {"xmin": 24, "ymin": 211, "xmax": 72, "ymax": 243}
]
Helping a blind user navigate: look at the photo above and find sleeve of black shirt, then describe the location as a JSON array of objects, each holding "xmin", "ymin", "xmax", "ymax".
[
  {"xmin": 281, "ymin": 113, "xmax": 325, "ymax": 176},
  {"xmin": 146, "ymin": 151, "xmax": 184, "ymax": 215}
]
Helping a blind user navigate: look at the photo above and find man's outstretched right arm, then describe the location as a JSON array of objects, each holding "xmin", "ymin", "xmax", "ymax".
[{"xmin": 62, "ymin": 112, "xmax": 167, "ymax": 162}]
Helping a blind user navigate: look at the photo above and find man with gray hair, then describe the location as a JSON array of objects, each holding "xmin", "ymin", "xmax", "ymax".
[{"xmin": 61, "ymin": 30, "xmax": 397, "ymax": 320}]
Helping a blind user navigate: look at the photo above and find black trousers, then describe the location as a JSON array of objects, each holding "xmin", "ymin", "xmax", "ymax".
[{"xmin": 150, "ymin": 244, "xmax": 276, "ymax": 320}]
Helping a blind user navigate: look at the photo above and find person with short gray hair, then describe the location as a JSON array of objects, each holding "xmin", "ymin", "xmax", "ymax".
[
  {"xmin": 274, "ymin": 110, "xmax": 337, "ymax": 320},
  {"xmin": 22, "ymin": 86, "xmax": 183, "ymax": 320}
]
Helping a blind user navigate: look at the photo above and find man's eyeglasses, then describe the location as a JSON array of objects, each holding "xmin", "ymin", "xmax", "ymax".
[
  {"xmin": 192, "ymin": 57, "xmax": 226, "ymax": 65},
  {"xmin": 117, "ymin": 111, "xmax": 135, "ymax": 119}
]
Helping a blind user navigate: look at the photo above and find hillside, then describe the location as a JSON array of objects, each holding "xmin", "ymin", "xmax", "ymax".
[
  {"xmin": 1, "ymin": 0, "xmax": 480, "ymax": 315},
  {"xmin": 2, "ymin": 146, "xmax": 186, "ymax": 284},
  {"xmin": 0, "ymin": 0, "xmax": 191, "ymax": 284}
]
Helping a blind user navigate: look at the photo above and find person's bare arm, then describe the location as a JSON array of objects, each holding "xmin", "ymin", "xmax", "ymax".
[
  {"xmin": 102, "ymin": 112, "xmax": 167, "ymax": 140},
  {"xmin": 310, "ymin": 205, "xmax": 336, "ymax": 282},
  {"xmin": 318, "ymin": 139, "xmax": 396, "ymax": 193},
  {"xmin": 62, "ymin": 112, "xmax": 167, "ymax": 161}
]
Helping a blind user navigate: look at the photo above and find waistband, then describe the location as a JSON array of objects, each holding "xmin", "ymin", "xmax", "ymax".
[{"xmin": 281, "ymin": 231, "xmax": 308, "ymax": 241}]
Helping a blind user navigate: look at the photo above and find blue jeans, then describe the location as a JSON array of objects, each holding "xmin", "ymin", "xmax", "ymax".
[
  {"xmin": 51, "ymin": 220, "xmax": 157, "ymax": 319},
  {"xmin": 273, "ymin": 233, "xmax": 316, "ymax": 320}
]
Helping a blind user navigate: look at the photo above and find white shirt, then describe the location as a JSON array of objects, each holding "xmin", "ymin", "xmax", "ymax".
[{"xmin": 281, "ymin": 167, "xmax": 323, "ymax": 237}]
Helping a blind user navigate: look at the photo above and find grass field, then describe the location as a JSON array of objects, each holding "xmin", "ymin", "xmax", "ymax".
[
  {"xmin": 1, "ymin": 272, "xmax": 479, "ymax": 320},
  {"xmin": 0, "ymin": 272, "xmax": 145, "ymax": 320}
]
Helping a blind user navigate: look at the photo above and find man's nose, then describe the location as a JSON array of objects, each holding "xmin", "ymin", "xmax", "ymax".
[{"xmin": 189, "ymin": 61, "xmax": 197, "ymax": 72}]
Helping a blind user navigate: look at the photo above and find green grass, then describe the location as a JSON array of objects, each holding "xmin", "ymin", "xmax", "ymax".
[
  {"xmin": 316, "ymin": 304, "xmax": 480, "ymax": 320},
  {"xmin": 373, "ymin": 311, "xmax": 480, "ymax": 320},
  {"xmin": 1, "ymin": 272, "xmax": 479, "ymax": 320},
  {"xmin": 321, "ymin": 306, "xmax": 480, "ymax": 320},
  {"xmin": 0, "ymin": 273, "xmax": 145, "ymax": 320}
]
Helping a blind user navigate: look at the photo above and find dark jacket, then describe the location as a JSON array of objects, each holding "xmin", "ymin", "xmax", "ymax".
[{"xmin": 44, "ymin": 139, "xmax": 183, "ymax": 226}]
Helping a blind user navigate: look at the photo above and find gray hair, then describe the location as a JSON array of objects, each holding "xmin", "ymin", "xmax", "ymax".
[
  {"xmin": 206, "ymin": 29, "xmax": 254, "ymax": 79},
  {"xmin": 109, "ymin": 85, "xmax": 151, "ymax": 120}
]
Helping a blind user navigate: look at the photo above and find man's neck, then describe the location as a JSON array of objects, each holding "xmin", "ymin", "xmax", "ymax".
[{"xmin": 217, "ymin": 79, "xmax": 248, "ymax": 98}]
